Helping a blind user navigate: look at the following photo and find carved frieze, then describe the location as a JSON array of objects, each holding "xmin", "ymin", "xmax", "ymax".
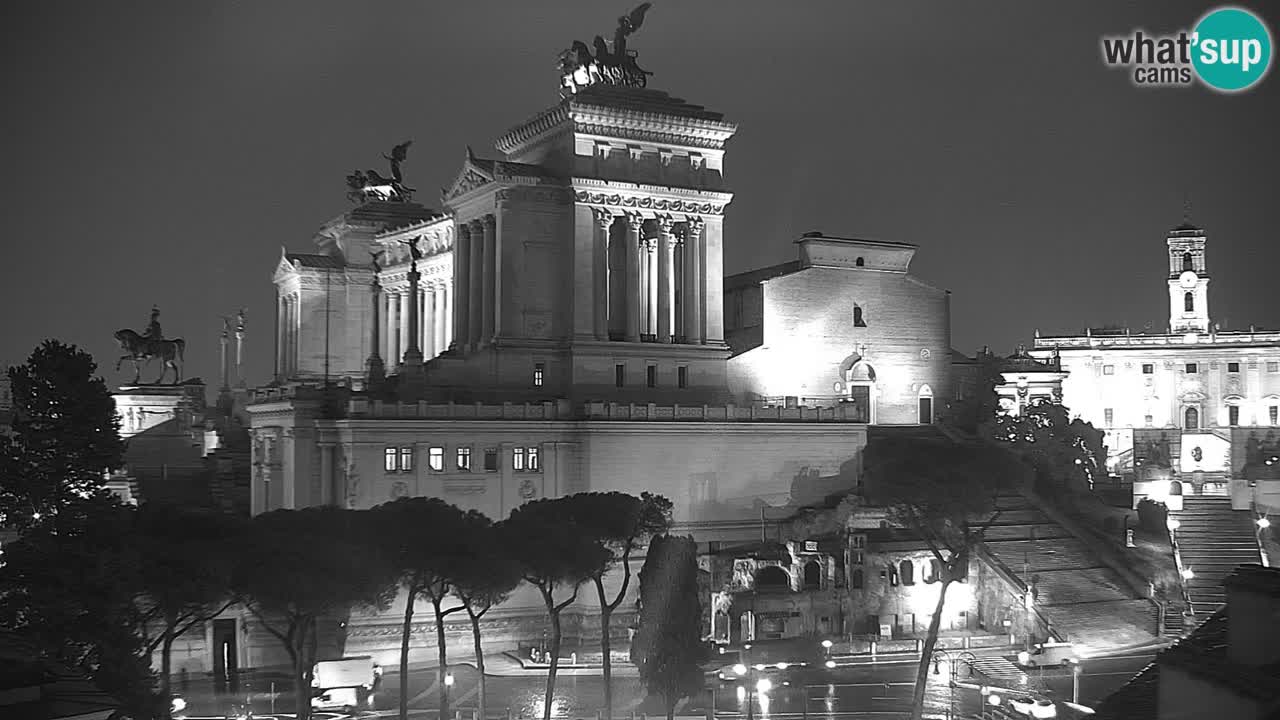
[
  {"xmin": 573, "ymin": 122, "xmax": 729, "ymax": 150},
  {"xmin": 574, "ymin": 190, "xmax": 725, "ymax": 215}
]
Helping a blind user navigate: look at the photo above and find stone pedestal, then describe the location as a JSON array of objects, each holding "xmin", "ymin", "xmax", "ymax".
[{"xmin": 115, "ymin": 383, "xmax": 207, "ymax": 439}]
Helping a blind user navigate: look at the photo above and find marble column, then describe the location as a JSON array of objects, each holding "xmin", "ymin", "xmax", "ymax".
[
  {"xmin": 468, "ymin": 219, "xmax": 484, "ymax": 349},
  {"xmin": 287, "ymin": 295, "xmax": 297, "ymax": 375},
  {"xmin": 423, "ymin": 286, "xmax": 436, "ymax": 357},
  {"xmin": 644, "ymin": 239, "xmax": 658, "ymax": 337},
  {"xmin": 657, "ymin": 217, "xmax": 675, "ymax": 343},
  {"xmin": 481, "ymin": 214, "xmax": 497, "ymax": 344},
  {"xmin": 398, "ymin": 290, "xmax": 412, "ymax": 365},
  {"xmin": 684, "ymin": 218, "xmax": 704, "ymax": 345},
  {"xmin": 454, "ymin": 223, "xmax": 472, "ymax": 350},
  {"xmin": 439, "ymin": 284, "xmax": 451, "ymax": 352},
  {"xmin": 318, "ymin": 442, "xmax": 334, "ymax": 506},
  {"xmin": 366, "ymin": 278, "xmax": 385, "ymax": 386},
  {"xmin": 625, "ymin": 214, "xmax": 642, "ymax": 342},
  {"xmin": 276, "ymin": 294, "xmax": 286, "ymax": 379},
  {"xmin": 593, "ymin": 209, "xmax": 613, "ymax": 340}
]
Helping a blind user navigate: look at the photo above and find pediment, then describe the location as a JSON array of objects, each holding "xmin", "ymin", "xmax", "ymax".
[
  {"xmin": 443, "ymin": 149, "xmax": 496, "ymax": 202},
  {"xmin": 272, "ymin": 249, "xmax": 299, "ymax": 284}
]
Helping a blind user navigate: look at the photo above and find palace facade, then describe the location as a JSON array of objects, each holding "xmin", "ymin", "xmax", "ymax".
[{"xmin": 1030, "ymin": 222, "xmax": 1280, "ymax": 509}]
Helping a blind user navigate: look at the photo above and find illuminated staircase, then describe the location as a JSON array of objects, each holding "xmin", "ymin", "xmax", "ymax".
[{"xmin": 1171, "ymin": 495, "xmax": 1261, "ymax": 617}]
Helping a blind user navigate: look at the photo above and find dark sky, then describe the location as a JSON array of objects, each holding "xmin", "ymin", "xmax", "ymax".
[{"xmin": 4, "ymin": 1, "xmax": 1279, "ymax": 389}]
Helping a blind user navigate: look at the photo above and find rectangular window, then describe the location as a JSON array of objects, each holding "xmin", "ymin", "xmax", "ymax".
[
  {"xmin": 399, "ymin": 447, "xmax": 413, "ymax": 472},
  {"xmin": 1271, "ymin": 406, "xmax": 1278, "ymax": 425},
  {"xmin": 384, "ymin": 447, "xmax": 398, "ymax": 473},
  {"xmin": 851, "ymin": 534, "xmax": 866, "ymax": 549},
  {"xmin": 1229, "ymin": 405, "xmax": 1240, "ymax": 426},
  {"xmin": 1186, "ymin": 363, "xmax": 1198, "ymax": 374},
  {"xmin": 1104, "ymin": 408, "xmax": 1114, "ymax": 426},
  {"xmin": 646, "ymin": 365, "xmax": 657, "ymax": 388},
  {"xmin": 615, "ymin": 364, "xmax": 625, "ymax": 387},
  {"xmin": 1142, "ymin": 363, "xmax": 1154, "ymax": 374},
  {"xmin": 1103, "ymin": 365, "xmax": 1114, "ymax": 375},
  {"xmin": 527, "ymin": 446, "xmax": 540, "ymax": 472},
  {"xmin": 533, "ymin": 362, "xmax": 544, "ymax": 387},
  {"xmin": 456, "ymin": 447, "xmax": 472, "ymax": 472},
  {"xmin": 428, "ymin": 447, "xmax": 444, "ymax": 472},
  {"xmin": 484, "ymin": 448, "xmax": 499, "ymax": 472},
  {"xmin": 1270, "ymin": 362, "xmax": 1280, "ymax": 373},
  {"xmin": 678, "ymin": 366, "xmax": 688, "ymax": 389},
  {"xmin": 804, "ymin": 540, "xmax": 818, "ymax": 552},
  {"xmin": 513, "ymin": 447, "xmax": 526, "ymax": 471},
  {"xmin": 1145, "ymin": 414, "xmax": 1154, "ymax": 427},
  {"xmin": 1228, "ymin": 362, "xmax": 1240, "ymax": 373}
]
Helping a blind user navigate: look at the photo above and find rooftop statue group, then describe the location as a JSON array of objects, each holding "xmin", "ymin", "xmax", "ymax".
[
  {"xmin": 115, "ymin": 306, "xmax": 186, "ymax": 385},
  {"xmin": 346, "ymin": 140, "xmax": 414, "ymax": 204},
  {"xmin": 558, "ymin": 3, "xmax": 654, "ymax": 96}
]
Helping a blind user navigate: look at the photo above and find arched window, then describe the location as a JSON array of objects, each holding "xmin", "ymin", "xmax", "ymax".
[
  {"xmin": 851, "ymin": 568, "xmax": 864, "ymax": 589},
  {"xmin": 803, "ymin": 560, "xmax": 822, "ymax": 590},
  {"xmin": 853, "ymin": 305, "xmax": 867, "ymax": 328},
  {"xmin": 1183, "ymin": 252, "xmax": 1194, "ymax": 271},
  {"xmin": 855, "ymin": 257, "xmax": 865, "ymax": 267},
  {"xmin": 1169, "ymin": 481, "xmax": 1183, "ymax": 497},
  {"xmin": 925, "ymin": 559, "xmax": 941, "ymax": 583},
  {"xmin": 755, "ymin": 565, "xmax": 789, "ymax": 590},
  {"xmin": 899, "ymin": 560, "xmax": 915, "ymax": 586},
  {"xmin": 1184, "ymin": 406, "xmax": 1199, "ymax": 430},
  {"xmin": 1185, "ymin": 292, "xmax": 1195, "ymax": 312}
]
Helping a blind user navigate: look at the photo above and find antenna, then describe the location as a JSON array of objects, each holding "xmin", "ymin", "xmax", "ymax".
[{"xmin": 1182, "ymin": 192, "xmax": 1193, "ymax": 225}]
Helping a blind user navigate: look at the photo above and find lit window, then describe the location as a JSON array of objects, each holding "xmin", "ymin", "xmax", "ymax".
[
  {"xmin": 533, "ymin": 362, "xmax": 544, "ymax": 387},
  {"xmin": 615, "ymin": 364, "xmax": 625, "ymax": 387},
  {"xmin": 456, "ymin": 447, "xmax": 472, "ymax": 472},
  {"xmin": 527, "ymin": 446, "xmax": 540, "ymax": 471},
  {"xmin": 399, "ymin": 447, "xmax": 413, "ymax": 472},
  {"xmin": 1104, "ymin": 408, "xmax": 1114, "ymax": 426},
  {"xmin": 646, "ymin": 365, "xmax": 657, "ymax": 388},
  {"xmin": 428, "ymin": 447, "xmax": 444, "ymax": 472},
  {"xmin": 1271, "ymin": 406, "xmax": 1278, "ymax": 425},
  {"xmin": 384, "ymin": 447, "xmax": 398, "ymax": 472},
  {"xmin": 513, "ymin": 447, "xmax": 526, "ymax": 471},
  {"xmin": 1103, "ymin": 365, "xmax": 1114, "ymax": 375},
  {"xmin": 1186, "ymin": 363, "xmax": 1198, "ymax": 374},
  {"xmin": 678, "ymin": 366, "xmax": 688, "ymax": 389},
  {"xmin": 1228, "ymin": 362, "xmax": 1240, "ymax": 373},
  {"xmin": 1142, "ymin": 364, "xmax": 1154, "ymax": 374},
  {"xmin": 484, "ymin": 448, "xmax": 499, "ymax": 472}
]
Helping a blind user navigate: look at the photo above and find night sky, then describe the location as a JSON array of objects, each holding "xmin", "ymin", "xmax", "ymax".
[{"xmin": 4, "ymin": 1, "xmax": 1279, "ymax": 390}]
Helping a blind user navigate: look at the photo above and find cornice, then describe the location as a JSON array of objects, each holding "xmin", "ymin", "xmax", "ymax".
[
  {"xmin": 495, "ymin": 103, "xmax": 572, "ymax": 156},
  {"xmin": 571, "ymin": 179, "xmax": 732, "ymax": 216}
]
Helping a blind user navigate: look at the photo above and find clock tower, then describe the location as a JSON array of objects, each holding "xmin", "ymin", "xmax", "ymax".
[{"xmin": 1166, "ymin": 222, "xmax": 1210, "ymax": 334}]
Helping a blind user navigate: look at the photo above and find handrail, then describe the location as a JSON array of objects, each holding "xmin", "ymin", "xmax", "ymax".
[
  {"xmin": 973, "ymin": 542, "xmax": 1060, "ymax": 642},
  {"xmin": 1167, "ymin": 524, "xmax": 1197, "ymax": 617}
]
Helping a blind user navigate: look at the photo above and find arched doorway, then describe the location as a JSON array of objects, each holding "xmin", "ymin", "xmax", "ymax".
[
  {"xmin": 803, "ymin": 560, "xmax": 822, "ymax": 589},
  {"xmin": 1169, "ymin": 481, "xmax": 1183, "ymax": 497},
  {"xmin": 845, "ymin": 361, "xmax": 877, "ymax": 423},
  {"xmin": 918, "ymin": 384, "xmax": 934, "ymax": 424},
  {"xmin": 755, "ymin": 565, "xmax": 789, "ymax": 590},
  {"xmin": 1184, "ymin": 406, "xmax": 1200, "ymax": 430}
]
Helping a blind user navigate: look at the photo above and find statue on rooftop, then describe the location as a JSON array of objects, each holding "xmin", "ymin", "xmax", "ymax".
[
  {"xmin": 114, "ymin": 306, "xmax": 186, "ymax": 385},
  {"xmin": 346, "ymin": 141, "xmax": 415, "ymax": 203},
  {"xmin": 400, "ymin": 235, "xmax": 424, "ymax": 263},
  {"xmin": 559, "ymin": 3, "xmax": 654, "ymax": 96}
]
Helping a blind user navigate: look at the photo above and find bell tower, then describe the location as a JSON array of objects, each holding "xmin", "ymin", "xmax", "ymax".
[{"xmin": 1167, "ymin": 222, "xmax": 1210, "ymax": 334}]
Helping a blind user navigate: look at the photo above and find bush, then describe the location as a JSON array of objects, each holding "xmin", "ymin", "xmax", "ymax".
[{"xmin": 1136, "ymin": 499, "xmax": 1168, "ymax": 534}]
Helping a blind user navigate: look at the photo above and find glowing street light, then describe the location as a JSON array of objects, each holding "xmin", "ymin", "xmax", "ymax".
[
  {"xmin": 1167, "ymin": 518, "xmax": 1181, "ymax": 531},
  {"xmin": 756, "ymin": 678, "xmax": 772, "ymax": 693},
  {"xmin": 1182, "ymin": 567, "xmax": 1195, "ymax": 580},
  {"xmin": 732, "ymin": 664, "xmax": 747, "ymax": 676},
  {"xmin": 821, "ymin": 639, "xmax": 833, "ymax": 649},
  {"xmin": 444, "ymin": 674, "xmax": 455, "ymax": 687},
  {"xmin": 1258, "ymin": 517, "xmax": 1271, "ymax": 529},
  {"xmin": 825, "ymin": 659, "xmax": 836, "ymax": 669}
]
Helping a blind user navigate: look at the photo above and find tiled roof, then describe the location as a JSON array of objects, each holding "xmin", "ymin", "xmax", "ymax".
[
  {"xmin": 286, "ymin": 253, "xmax": 345, "ymax": 269},
  {"xmin": 571, "ymin": 85, "xmax": 728, "ymax": 122}
]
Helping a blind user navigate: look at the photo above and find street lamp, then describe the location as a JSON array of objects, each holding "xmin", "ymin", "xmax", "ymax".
[
  {"xmin": 1069, "ymin": 659, "xmax": 1081, "ymax": 704},
  {"xmin": 1167, "ymin": 517, "xmax": 1181, "ymax": 532},
  {"xmin": 930, "ymin": 649, "xmax": 956, "ymax": 720},
  {"xmin": 1258, "ymin": 516, "xmax": 1271, "ymax": 530},
  {"xmin": 1182, "ymin": 567, "xmax": 1195, "ymax": 580}
]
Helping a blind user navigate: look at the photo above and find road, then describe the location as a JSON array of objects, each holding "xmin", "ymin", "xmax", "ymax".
[{"xmin": 178, "ymin": 650, "xmax": 1155, "ymax": 719}]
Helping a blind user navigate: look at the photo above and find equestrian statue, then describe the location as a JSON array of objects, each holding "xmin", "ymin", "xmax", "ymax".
[{"xmin": 114, "ymin": 306, "xmax": 186, "ymax": 385}]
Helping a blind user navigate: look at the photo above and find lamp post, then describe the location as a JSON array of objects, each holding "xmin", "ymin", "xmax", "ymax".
[
  {"xmin": 930, "ymin": 649, "xmax": 956, "ymax": 720},
  {"xmin": 1071, "ymin": 659, "xmax": 1081, "ymax": 704}
]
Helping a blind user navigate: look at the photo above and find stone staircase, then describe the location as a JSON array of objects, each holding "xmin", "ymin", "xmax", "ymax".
[
  {"xmin": 1171, "ymin": 494, "xmax": 1262, "ymax": 617},
  {"xmin": 982, "ymin": 495, "xmax": 1155, "ymax": 650}
]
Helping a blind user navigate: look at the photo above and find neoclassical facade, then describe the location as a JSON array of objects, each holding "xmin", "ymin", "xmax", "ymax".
[{"xmin": 1030, "ymin": 222, "xmax": 1280, "ymax": 506}]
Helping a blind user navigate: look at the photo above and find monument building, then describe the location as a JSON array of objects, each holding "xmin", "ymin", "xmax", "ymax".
[
  {"xmin": 239, "ymin": 6, "xmax": 970, "ymax": 671},
  {"xmin": 1030, "ymin": 221, "xmax": 1280, "ymax": 510}
]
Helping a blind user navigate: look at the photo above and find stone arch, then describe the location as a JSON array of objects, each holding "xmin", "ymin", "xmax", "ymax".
[
  {"xmin": 856, "ymin": 257, "xmax": 865, "ymax": 267},
  {"xmin": 1185, "ymin": 292, "xmax": 1195, "ymax": 312},
  {"xmin": 755, "ymin": 565, "xmax": 789, "ymax": 590},
  {"xmin": 918, "ymin": 384, "xmax": 934, "ymax": 425},
  {"xmin": 899, "ymin": 559, "xmax": 915, "ymax": 586},
  {"xmin": 803, "ymin": 560, "xmax": 822, "ymax": 589},
  {"xmin": 1169, "ymin": 481, "xmax": 1183, "ymax": 496}
]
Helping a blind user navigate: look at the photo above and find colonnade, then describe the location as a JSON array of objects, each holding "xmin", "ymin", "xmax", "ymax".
[
  {"xmin": 596, "ymin": 211, "xmax": 706, "ymax": 344},
  {"xmin": 276, "ymin": 292, "xmax": 300, "ymax": 377},
  {"xmin": 452, "ymin": 215, "xmax": 497, "ymax": 351},
  {"xmin": 381, "ymin": 280, "xmax": 453, "ymax": 364}
]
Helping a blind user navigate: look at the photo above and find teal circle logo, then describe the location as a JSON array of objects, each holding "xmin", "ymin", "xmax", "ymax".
[{"xmin": 1192, "ymin": 6, "xmax": 1273, "ymax": 92}]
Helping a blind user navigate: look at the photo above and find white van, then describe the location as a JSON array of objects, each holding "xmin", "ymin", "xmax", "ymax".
[{"xmin": 1016, "ymin": 642, "xmax": 1079, "ymax": 668}]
